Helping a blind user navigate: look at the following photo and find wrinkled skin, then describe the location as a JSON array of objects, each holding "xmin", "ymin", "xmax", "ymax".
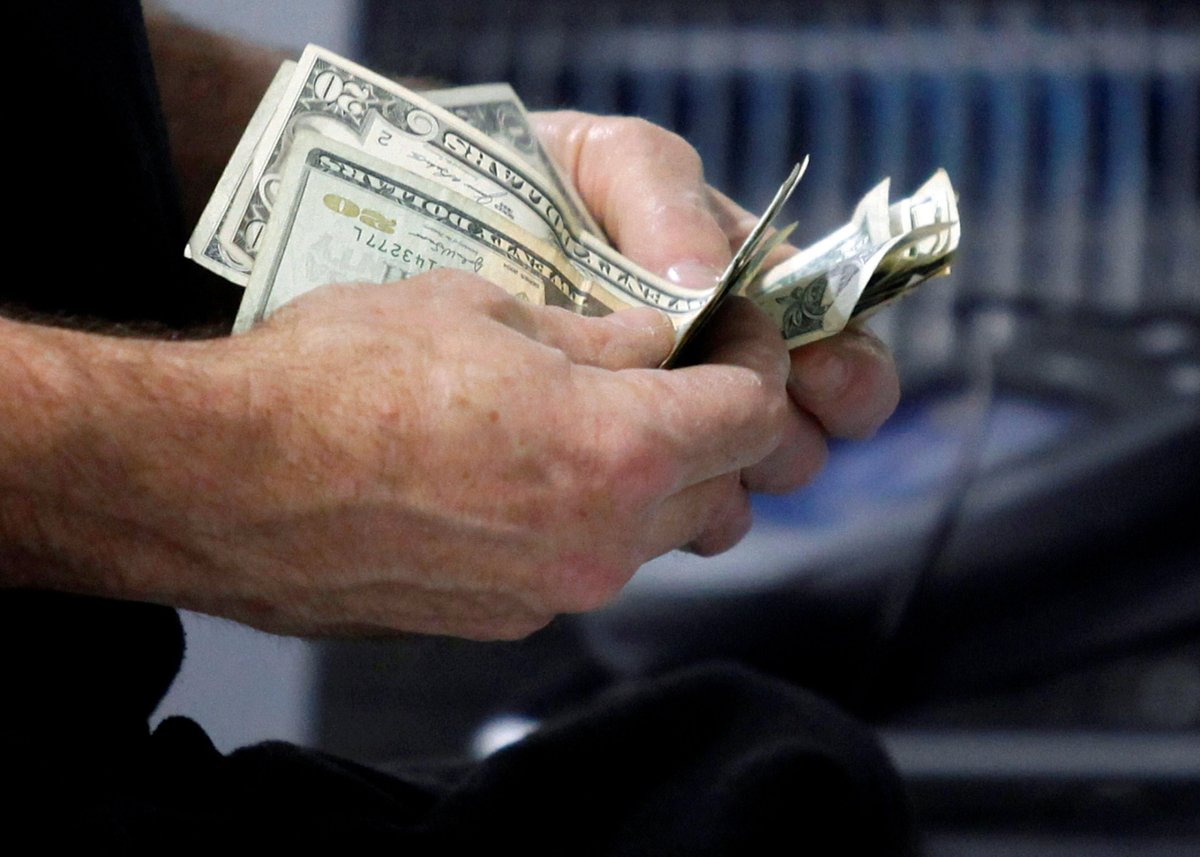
[{"xmin": 0, "ymin": 113, "xmax": 899, "ymax": 641}]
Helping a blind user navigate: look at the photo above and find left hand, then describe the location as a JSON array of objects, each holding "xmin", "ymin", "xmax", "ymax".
[{"xmin": 533, "ymin": 111, "xmax": 901, "ymax": 498}]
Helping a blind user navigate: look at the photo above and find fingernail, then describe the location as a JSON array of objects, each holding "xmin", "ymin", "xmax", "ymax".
[
  {"xmin": 666, "ymin": 260, "xmax": 724, "ymax": 292},
  {"xmin": 791, "ymin": 350, "xmax": 848, "ymax": 400},
  {"xmin": 609, "ymin": 305, "xmax": 670, "ymax": 332}
]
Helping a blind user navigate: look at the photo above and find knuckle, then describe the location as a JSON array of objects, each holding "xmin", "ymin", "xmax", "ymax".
[
  {"xmin": 757, "ymin": 330, "xmax": 793, "ymax": 385},
  {"xmin": 420, "ymin": 268, "xmax": 499, "ymax": 304},
  {"xmin": 765, "ymin": 382, "xmax": 791, "ymax": 428},
  {"xmin": 754, "ymin": 387, "xmax": 792, "ymax": 455},
  {"xmin": 462, "ymin": 280, "xmax": 510, "ymax": 314},
  {"xmin": 603, "ymin": 426, "xmax": 678, "ymax": 506}
]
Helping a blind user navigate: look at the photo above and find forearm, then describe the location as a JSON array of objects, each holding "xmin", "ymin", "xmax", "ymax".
[
  {"xmin": 0, "ymin": 318, "xmax": 254, "ymax": 603},
  {"xmin": 143, "ymin": 10, "xmax": 293, "ymax": 226}
]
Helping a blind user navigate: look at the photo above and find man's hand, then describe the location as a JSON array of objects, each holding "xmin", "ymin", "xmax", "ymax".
[
  {"xmin": 0, "ymin": 276, "xmax": 789, "ymax": 639},
  {"xmin": 533, "ymin": 112, "xmax": 901, "ymax": 483},
  {"xmin": 0, "ymin": 110, "xmax": 898, "ymax": 642}
]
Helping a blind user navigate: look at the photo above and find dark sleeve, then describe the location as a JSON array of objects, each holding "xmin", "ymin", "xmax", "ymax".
[
  {"xmin": 1, "ymin": 0, "xmax": 205, "ymax": 766},
  {"xmin": 8, "ymin": 0, "xmax": 239, "ymax": 332}
]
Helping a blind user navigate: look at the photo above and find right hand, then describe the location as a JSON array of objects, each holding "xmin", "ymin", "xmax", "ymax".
[{"xmin": 107, "ymin": 272, "xmax": 794, "ymax": 639}]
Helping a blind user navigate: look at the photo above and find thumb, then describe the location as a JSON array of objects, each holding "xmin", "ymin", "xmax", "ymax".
[{"xmin": 532, "ymin": 111, "xmax": 732, "ymax": 286}]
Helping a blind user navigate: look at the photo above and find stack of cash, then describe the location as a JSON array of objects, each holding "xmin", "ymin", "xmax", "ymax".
[{"xmin": 187, "ymin": 45, "xmax": 959, "ymax": 364}]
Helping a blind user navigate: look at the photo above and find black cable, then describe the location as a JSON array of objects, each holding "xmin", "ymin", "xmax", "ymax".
[{"xmin": 863, "ymin": 313, "xmax": 1000, "ymax": 711}]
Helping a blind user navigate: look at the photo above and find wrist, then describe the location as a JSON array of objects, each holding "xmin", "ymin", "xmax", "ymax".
[{"xmin": 0, "ymin": 318, "xmax": 264, "ymax": 605}]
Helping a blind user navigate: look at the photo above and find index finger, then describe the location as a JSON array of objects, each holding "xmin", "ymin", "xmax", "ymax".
[{"xmin": 590, "ymin": 298, "xmax": 791, "ymax": 491}]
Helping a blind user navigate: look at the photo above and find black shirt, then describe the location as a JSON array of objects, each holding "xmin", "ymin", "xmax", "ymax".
[
  {"xmin": 4, "ymin": 0, "xmax": 221, "ymax": 744},
  {"xmin": 12, "ymin": 1, "xmax": 235, "ymax": 329}
]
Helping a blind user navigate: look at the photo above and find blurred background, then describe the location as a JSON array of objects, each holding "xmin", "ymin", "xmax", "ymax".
[{"xmin": 157, "ymin": 1, "xmax": 1199, "ymax": 853}]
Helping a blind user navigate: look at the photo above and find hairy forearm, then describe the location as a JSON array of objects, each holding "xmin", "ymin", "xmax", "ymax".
[
  {"xmin": 143, "ymin": 10, "xmax": 293, "ymax": 226},
  {"xmin": 0, "ymin": 318, "xmax": 255, "ymax": 603}
]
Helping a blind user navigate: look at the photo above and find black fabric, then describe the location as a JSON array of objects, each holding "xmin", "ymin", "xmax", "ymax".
[
  {"xmin": 4, "ymin": 4, "xmax": 916, "ymax": 853},
  {"xmin": 20, "ymin": 663, "xmax": 916, "ymax": 855},
  {"xmin": 3, "ymin": 0, "xmax": 197, "ymax": 761},
  {"xmin": 2, "ymin": 589, "xmax": 184, "ymax": 746},
  {"xmin": 12, "ymin": 1, "xmax": 238, "ymax": 330},
  {"xmin": 3, "ymin": 0, "xmax": 207, "ymax": 822}
]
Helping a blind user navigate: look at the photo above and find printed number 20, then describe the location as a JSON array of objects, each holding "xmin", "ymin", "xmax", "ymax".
[{"xmin": 323, "ymin": 194, "xmax": 396, "ymax": 234}]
